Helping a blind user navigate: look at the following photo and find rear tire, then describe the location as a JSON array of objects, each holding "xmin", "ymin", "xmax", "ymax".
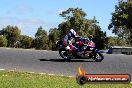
[{"xmin": 59, "ymin": 49, "xmax": 71, "ymax": 61}]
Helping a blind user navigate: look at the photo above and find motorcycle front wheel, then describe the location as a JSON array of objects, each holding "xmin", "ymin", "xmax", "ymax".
[{"xmin": 93, "ymin": 52, "xmax": 104, "ymax": 62}]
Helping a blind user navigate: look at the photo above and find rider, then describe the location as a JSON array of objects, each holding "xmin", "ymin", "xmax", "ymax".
[{"xmin": 63, "ymin": 29, "xmax": 77, "ymax": 52}]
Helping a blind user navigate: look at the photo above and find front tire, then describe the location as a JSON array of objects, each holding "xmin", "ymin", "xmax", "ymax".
[{"xmin": 94, "ymin": 52, "xmax": 104, "ymax": 62}]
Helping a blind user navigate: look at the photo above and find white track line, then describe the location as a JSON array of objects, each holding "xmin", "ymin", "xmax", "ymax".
[
  {"xmin": 39, "ymin": 73, "xmax": 46, "ymax": 75},
  {"xmin": 68, "ymin": 76, "xmax": 74, "ymax": 77},
  {"xmin": 48, "ymin": 74, "xmax": 55, "ymax": 76},
  {"xmin": 29, "ymin": 72, "xmax": 35, "ymax": 74},
  {"xmin": 0, "ymin": 69, "xmax": 5, "ymax": 71}
]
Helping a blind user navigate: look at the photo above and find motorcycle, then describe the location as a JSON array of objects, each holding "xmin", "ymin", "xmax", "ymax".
[{"xmin": 55, "ymin": 36, "xmax": 104, "ymax": 62}]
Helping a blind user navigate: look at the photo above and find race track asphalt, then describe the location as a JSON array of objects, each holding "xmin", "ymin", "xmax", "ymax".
[{"xmin": 0, "ymin": 48, "xmax": 132, "ymax": 78}]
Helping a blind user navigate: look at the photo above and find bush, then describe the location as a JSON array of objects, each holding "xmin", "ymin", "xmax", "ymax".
[{"xmin": 0, "ymin": 35, "xmax": 7, "ymax": 47}]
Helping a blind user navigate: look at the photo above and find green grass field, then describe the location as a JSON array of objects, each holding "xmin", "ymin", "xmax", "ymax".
[{"xmin": 0, "ymin": 70, "xmax": 131, "ymax": 88}]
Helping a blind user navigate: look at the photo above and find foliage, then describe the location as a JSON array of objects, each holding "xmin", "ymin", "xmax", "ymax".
[
  {"xmin": 48, "ymin": 28, "xmax": 60, "ymax": 50},
  {"xmin": 0, "ymin": 35, "xmax": 7, "ymax": 47},
  {"xmin": 106, "ymin": 36, "xmax": 130, "ymax": 47},
  {"xmin": 108, "ymin": 0, "xmax": 132, "ymax": 46},
  {"xmin": 33, "ymin": 26, "xmax": 49, "ymax": 50},
  {"xmin": 0, "ymin": 25, "xmax": 21, "ymax": 47},
  {"xmin": 17, "ymin": 35, "xmax": 33, "ymax": 49},
  {"xmin": 58, "ymin": 8, "xmax": 87, "ymax": 38}
]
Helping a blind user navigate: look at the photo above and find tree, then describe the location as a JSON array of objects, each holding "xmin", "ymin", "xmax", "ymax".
[
  {"xmin": 59, "ymin": 8, "xmax": 87, "ymax": 38},
  {"xmin": 92, "ymin": 24, "xmax": 108, "ymax": 49},
  {"xmin": 108, "ymin": 0, "xmax": 132, "ymax": 46},
  {"xmin": 58, "ymin": 8, "xmax": 107, "ymax": 49},
  {"xmin": 48, "ymin": 28, "xmax": 60, "ymax": 50},
  {"xmin": 33, "ymin": 26, "xmax": 49, "ymax": 50},
  {"xmin": 0, "ymin": 25, "xmax": 21, "ymax": 47},
  {"xmin": 0, "ymin": 35, "xmax": 7, "ymax": 47},
  {"xmin": 17, "ymin": 35, "xmax": 33, "ymax": 49},
  {"xmin": 106, "ymin": 36, "xmax": 129, "ymax": 47}
]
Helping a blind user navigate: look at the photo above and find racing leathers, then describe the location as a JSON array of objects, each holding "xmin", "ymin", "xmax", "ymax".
[{"xmin": 63, "ymin": 33, "xmax": 77, "ymax": 53}]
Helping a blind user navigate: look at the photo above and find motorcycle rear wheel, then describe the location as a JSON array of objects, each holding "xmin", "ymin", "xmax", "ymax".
[{"xmin": 59, "ymin": 49, "xmax": 72, "ymax": 61}]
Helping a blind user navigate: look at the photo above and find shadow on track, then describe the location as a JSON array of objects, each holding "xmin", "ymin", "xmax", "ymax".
[{"xmin": 39, "ymin": 59, "xmax": 95, "ymax": 62}]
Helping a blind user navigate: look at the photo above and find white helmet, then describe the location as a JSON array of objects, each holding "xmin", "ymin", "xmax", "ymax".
[{"xmin": 69, "ymin": 29, "xmax": 76, "ymax": 37}]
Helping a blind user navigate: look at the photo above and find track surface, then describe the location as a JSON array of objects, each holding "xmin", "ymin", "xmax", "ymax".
[{"xmin": 0, "ymin": 48, "xmax": 132, "ymax": 77}]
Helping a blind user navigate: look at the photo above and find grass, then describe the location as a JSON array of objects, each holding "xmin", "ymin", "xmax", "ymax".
[{"xmin": 0, "ymin": 70, "xmax": 131, "ymax": 88}]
